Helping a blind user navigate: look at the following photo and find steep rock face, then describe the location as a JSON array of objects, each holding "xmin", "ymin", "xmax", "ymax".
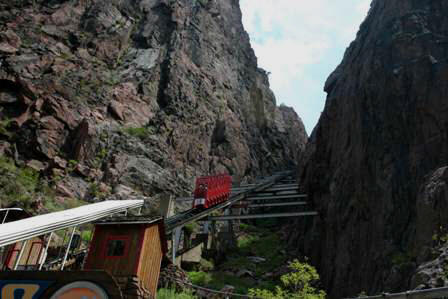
[
  {"xmin": 298, "ymin": 0, "xmax": 448, "ymax": 297},
  {"xmin": 0, "ymin": 0, "xmax": 306, "ymax": 205}
]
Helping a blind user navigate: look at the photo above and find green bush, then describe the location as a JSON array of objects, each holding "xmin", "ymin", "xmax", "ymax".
[
  {"xmin": 123, "ymin": 126, "xmax": 155, "ymax": 139},
  {"xmin": 248, "ymin": 259, "xmax": 326, "ymax": 299},
  {"xmin": 199, "ymin": 258, "xmax": 214, "ymax": 271},
  {"xmin": 188, "ymin": 271, "xmax": 212, "ymax": 286},
  {"xmin": 157, "ymin": 288, "xmax": 197, "ymax": 299},
  {"xmin": 0, "ymin": 156, "xmax": 40, "ymax": 207},
  {"xmin": 187, "ymin": 270, "xmax": 255, "ymax": 294}
]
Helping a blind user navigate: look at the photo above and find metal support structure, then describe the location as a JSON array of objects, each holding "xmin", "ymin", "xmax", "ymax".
[
  {"xmin": 210, "ymin": 221, "xmax": 217, "ymax": 250},
  {"xmin": 13, "ymin": 240, "xmax": 28, "ymax": 270},
  {"xmin": 245, "ymin": 194, "xmax": 308, "ymax": 201},
  {"xmin": 165, "ymin": 171, "xmax": 293, "ymax": 233},
  {"xmin": 232, "ymin": 201, "xmax": 308, "ymax": 208},
  {"xmin": 172, "ymin": 227, "xmax": 182, "ymax": 264},
  {"xmin": 206, "ymin": 211, "xmax": 318, "ymax": 221},
  {"xmin": 61, "ymin": 226, "xmax": 76, "ymax": 270},
  {"xmin": 39, "ymin": 232, "xmax": 53, "ymax": 270}
]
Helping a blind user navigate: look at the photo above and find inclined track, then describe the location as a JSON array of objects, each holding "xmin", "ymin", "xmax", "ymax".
[{"xmin": 164, "ymin": 171, "xmax": 294, "ymax": 233}]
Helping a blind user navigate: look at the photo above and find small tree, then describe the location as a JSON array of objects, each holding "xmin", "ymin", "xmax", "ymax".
[{"xmin": 248, "ymin": 259, "xmax": 326, "ymax": 299}]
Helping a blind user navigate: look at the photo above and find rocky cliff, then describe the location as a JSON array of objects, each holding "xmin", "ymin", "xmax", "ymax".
[
  {"xmin": 0, "ymin": 0, "xmax": 306, "ymax": 209},
  {"xmin": 297, "ymin": 0, "xmax": 448, "ymax": 297}
]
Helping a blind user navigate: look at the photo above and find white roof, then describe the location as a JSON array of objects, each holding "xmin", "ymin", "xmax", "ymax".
[{"xmin": 0, "ymin": 200, "xmax": 144, "ymax": 247}]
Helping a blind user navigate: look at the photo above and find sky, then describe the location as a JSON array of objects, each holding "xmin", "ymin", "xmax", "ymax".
[{"xmin": 240, "ymin": 0, "xmax": 372, "ymax": 134}]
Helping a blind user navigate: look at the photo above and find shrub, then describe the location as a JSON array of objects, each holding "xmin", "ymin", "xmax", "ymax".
[
  {"xmin": 248, "ymin": 259, "xmax": 326, "ymax": 299},
  {"xmin": 157, "ymin": 288, "xmax": 197, "ymax": 299},
  {"xmin": 0, "ymin": 156, "xmax": 40, "ymax": 207},
  {"xmin": 123, "ymin": 126, "xmax": 155, "ymax": 139}
]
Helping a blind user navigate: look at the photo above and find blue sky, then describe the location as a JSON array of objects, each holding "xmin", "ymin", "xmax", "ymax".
[{"xmin": 240, "ymin": 0, "xmax": 371, "ymax": 134}]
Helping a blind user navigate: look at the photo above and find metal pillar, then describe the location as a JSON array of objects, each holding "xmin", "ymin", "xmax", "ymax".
[
  {"xmin": 172, "ymin": 227, "xmax": 182, "ymax": 264},
  {"xmin": 39, "ymin": 232, "xmax": 53, "ymax": 270},
  {"xmin": 61, "ymin": 227, "xmax": 76, "ymax": 270},
  {"xmin": 13, "ymin": 240, "xmax": 28, "ymax": 270},
  {"xmin": 1, "ymin": 210, "xmax": 9, "ymax": 224},
  {"xmin": 210, "ymin": 221, "xmax": 217, "ymax": 250}
]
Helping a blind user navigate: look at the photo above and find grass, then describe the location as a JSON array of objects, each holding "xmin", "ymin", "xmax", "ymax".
[
  {"xmin": 157, "ymin": 288, "xmax": 197, "ymax": 299},
  {"xmin": 187, "ymin": 222, "xmax": 288, "ymax": 294},
  {"xmin": 187, "ymin": 271, "xmax": 257, "ymax": 293},
  {"xmin": 0, "ymin": 156, "xmax": 42, "ymax": 208},
  {"xmin": 0, "ymin": 156, "xmax": 90, "ymax": 212},
  {"xmin": 123, "ymin": 126, "xmax": 155, "ymax": 139}
]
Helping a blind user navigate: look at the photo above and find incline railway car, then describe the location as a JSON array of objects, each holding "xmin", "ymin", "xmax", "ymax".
[{"xmin": 192, "ymin": 174, "xmax": 232, "ymax": 209}]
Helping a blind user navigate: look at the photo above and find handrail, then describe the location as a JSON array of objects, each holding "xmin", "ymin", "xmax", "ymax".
[{"xmin": 346, "ymin": 287, "xmax": 448, "ymax": 299}]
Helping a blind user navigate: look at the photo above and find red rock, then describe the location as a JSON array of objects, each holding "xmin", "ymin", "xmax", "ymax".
[
  {"xmin": 0, "ymin": 43, "xmax": 18, "ymax": 54},
  {"xmin": 71, "ymin": 119, "xmax": 96, "ymax": 162},
  {"xmin": 108, "ymin": 100, "xmax": 125, "ymax": 121},
  {"xmin": 45, "ymin": 97, "xmax": 78, "ymax": 129},
  {"xmin": 26, "ymin": 160, "xmax": 46, "ymax": 171},
  {"xmin": 52, "ymin": 156, "xmax": 67, "ymax": 169},
  {"xmin": 37, "ymin": 116, "xmax": 66, "ymax": 159},
  {"xmin": 0, "ymin": 30, "xmax": 21, "ymax": 54}
]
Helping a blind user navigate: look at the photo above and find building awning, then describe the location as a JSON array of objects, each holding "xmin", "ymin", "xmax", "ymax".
[{"xmin": 0, "ymin": 200, "xmax": 144, "ymax": 247}]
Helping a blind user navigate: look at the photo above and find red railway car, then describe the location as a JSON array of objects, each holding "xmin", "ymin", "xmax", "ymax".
[{"xmin": 192, "ymin": 174, "xmax": 232, "ymax": 209}]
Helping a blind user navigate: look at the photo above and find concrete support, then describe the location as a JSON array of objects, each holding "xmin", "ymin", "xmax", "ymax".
[{"xmin": 160, "ymin": 195, "xmax": 175, "ymax": 218}]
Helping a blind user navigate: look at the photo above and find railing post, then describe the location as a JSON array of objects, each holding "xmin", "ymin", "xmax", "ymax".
[
  {"xmin": 61, "ymin": 227, "xmax": 76, "ymax": 270},
  {"xmin": 39, "ymin": 232, "xmax": 53, "ymax": 270},
  {"xmin": 13, "ymin": 240, "xmax": 28, "ymax": 270}
]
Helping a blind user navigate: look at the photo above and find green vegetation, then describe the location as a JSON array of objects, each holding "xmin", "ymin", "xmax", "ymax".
[
  {"xmin": 123, "ymin": 126, "xmax": 155, "ymax": 139},
  {"xmin": 81, "ymin": 229, "xmax": 93, "ymax": 243},
  {"xmin": 187, "ymin": 271, "xmax": 256, "ymax": 294},
  {"xmin": 198, "ymin": 258, "xmax": 214, "ymax": 271},
  {"xmin": 390, "ymin": 251, "xmax": 415, "ymax": 267},
  {"xmin": 157, "ymin": 288, "xmax": 197, "ymax": 299},
  {"xmin": 0, "ymin": 156, "xmax": 42, "ymax": 208},
  {"xmin": 0, "ymin": 118, "xmax": 13, "ymax": 138},
  {"xmin": 187, "ymin": 222, "xmax": 291, "ymax": 294},
  {"xmin": 184, "ymin": 222, "xmax": 199, "ymax": 235},
  {"xmin": 248, "ymin": 259, "xmax": 326, "ymax": 299},
  {"xmin": 0, "ymin": 156, "xmax": 89, "ymax": 212},
  {"xmin": 227, "ymin": 229, "xmax": 287, "ymax": 275}
]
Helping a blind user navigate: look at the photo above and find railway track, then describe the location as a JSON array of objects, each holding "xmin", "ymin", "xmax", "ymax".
[{"xmin": 164, "ymin": 170, "xmax": 294, "ymax": 233}]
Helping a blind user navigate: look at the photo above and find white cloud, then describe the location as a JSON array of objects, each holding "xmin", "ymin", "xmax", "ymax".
[{"xmin": 240, "ymin": 0, "xmax": 371, "ymax": 133}]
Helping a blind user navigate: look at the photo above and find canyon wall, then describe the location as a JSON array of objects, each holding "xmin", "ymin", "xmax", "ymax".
[
  {"xmin": 297, "ymin": 0, "xmax": 448, "ymax": 297},
  {"xmin": 0, "ymin": 0, "xmax": 306, "ymax": 207}
]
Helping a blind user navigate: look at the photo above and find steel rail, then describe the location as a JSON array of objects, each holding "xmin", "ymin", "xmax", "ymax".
[
  {"xmin": 164, "ymin": 171, "xmax": 293, "ymax": 233},
  {"xmin": 241, "ymin": 201, "xmax": 308, "ymax": 208},
  {"xmin": 233, "ymin": 183, "xmax": 298, "ymax": 189},
  {"xmin": 206, "ymin": 211, "xmax": 318, "ymax": 221},
  {"xmin": 245, "ymin": 194, "xmax": 308, "ymax": 200}
]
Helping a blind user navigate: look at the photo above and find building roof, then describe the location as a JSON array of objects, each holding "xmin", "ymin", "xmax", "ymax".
[
  {"xmin": 0, "ymin": 200, "xmax": 144, "ymax": 247},
  {"xmin": 94, "ymin": 215, "xmax": 163, "ymax": 225},
  {"xmin": 0, "ymin": 208, "xmax": 30, "ymax": 223},
  {"xmin": 93, "ymin": 215, "xmax": 168, "ymax": 254}
]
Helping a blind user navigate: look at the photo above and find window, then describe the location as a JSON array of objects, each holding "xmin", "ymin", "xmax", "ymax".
[{"xmin": 104, "ymin": 236, "xmax": 129, "ymax": 258}]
